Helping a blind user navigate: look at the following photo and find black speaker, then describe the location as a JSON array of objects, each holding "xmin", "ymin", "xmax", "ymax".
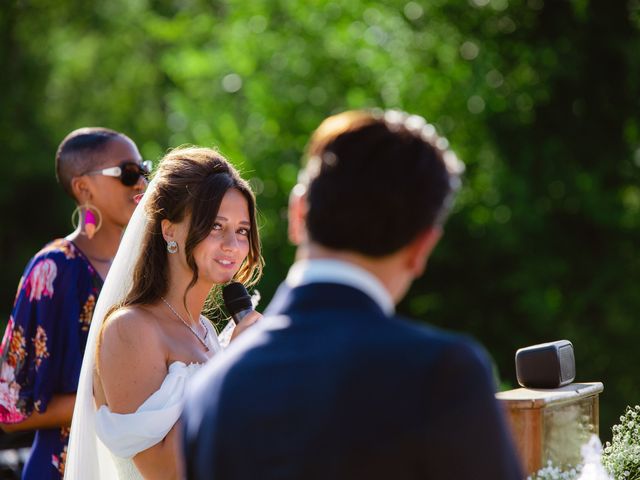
[{"xmin": 515, "ymin": 340, "xmax": 575, "ymax": 388}]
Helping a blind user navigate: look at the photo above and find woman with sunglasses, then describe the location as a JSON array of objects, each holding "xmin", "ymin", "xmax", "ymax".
[{"xmin": 0, "ymin": 127, "xmax": 147, "ymax": 479}]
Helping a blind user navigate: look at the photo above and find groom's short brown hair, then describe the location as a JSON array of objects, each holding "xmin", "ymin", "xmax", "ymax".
[{"xmin": 302, "ymin": 110, "xmax": 463, "ymax": 257}]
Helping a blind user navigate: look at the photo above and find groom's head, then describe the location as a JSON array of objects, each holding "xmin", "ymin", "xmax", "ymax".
[{"xmin": 289, "ymin": 110, "xmax": 464, "ymax": 300}]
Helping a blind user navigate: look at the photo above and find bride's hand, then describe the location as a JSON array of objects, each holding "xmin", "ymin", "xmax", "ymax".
[{"xmin": 230, "ymin": 311, "xmax": 262, "ymax": 341}]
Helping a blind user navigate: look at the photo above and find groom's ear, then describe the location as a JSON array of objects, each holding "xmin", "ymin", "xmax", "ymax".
[
  {"xmin": 405, "ymin": 226, "xmax": 442, "ymax": 278},
  {"xmin": 161, "ymin": 219, "xmax": 176, "ymax": 243},
  {"xmin": 288, "ymin": 184, "xmax": 308, "ymax": 246}
]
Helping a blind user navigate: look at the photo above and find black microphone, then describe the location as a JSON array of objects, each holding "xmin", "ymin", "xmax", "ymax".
[{"xmin": 222, "ymin": 282, "xmax": 254, "ymax": 324}]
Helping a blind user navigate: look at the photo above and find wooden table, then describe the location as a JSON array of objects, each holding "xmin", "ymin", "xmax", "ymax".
[{"xmin": 496, "ymin": 382, "xmax": 604, "ymax": 475}]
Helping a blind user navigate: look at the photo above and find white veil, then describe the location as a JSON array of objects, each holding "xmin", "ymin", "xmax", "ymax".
[{"xmin": 64, "ymin": 179, "xmax": 156, "ymax": 480}]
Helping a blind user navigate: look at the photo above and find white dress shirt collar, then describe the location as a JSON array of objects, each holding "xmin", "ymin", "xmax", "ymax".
[{"xmin": 285, "ymin": 259, "xmax": 395, "ymax": 316}]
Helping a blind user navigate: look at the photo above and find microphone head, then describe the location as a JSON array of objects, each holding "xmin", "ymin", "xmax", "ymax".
[{"xmin": 222, "ymin": 282, "xmax": 253, "ymax": 315}]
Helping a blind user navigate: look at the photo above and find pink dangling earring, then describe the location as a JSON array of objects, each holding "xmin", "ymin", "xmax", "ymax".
[
  {"xmin": 85, "ymin": 209, "xmax": 97, "ymax": 239},
  {"xmin": 72, "ymin": 203, "xmax": 102, "ymax": 240}
]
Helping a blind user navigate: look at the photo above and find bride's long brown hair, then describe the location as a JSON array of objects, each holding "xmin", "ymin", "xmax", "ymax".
[{"xmin": 117, "ymin": 146, "xmax": 263, "ymax": 315}]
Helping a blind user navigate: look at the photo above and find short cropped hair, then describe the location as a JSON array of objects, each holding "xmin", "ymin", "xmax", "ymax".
[
  {"xmin": 301, "ymin": 110, "xmax": 464, "ymax": 257},
  {"xmin": 55, "ymin": 127, "xmax": 125, "ymax": 200}
]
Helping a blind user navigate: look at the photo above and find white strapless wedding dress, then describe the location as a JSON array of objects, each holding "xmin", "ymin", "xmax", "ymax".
[
  {"xmin": 94, "ymin": 361, "xmax": 203, "ymax": 479},
  {"xmin": 93, "ymin": 321, "xmax": 227, "ymax": 480}
]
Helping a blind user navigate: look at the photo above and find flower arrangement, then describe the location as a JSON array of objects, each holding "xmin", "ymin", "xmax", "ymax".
[
  {"xmin": 528, "ymin": 435, "xmax": 612, "ymax": 480},
  {"xmin": 602, "ymin": 405, "xmax": 640, "ymax": 479},
  {"xmin": 519, "ymin": 404, "xmax": 640, "ymax": 479},
  {"xmin": 528, "ymin": 461, "xmax": 580, "ymax": 480}
]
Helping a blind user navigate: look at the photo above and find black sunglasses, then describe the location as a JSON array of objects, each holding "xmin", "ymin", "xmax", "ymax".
[{"xmin": 85, "ymin": 160, "xmax": 152, "ymax": 186}]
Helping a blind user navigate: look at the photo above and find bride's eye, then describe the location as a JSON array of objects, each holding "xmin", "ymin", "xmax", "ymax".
[
  {"xmin": 211, "ymin": 223, "xmax": 223, "ymax": 232},
  {"xmin": 237, "ymin": 227, "xmax": 250, "ymax": 237}
]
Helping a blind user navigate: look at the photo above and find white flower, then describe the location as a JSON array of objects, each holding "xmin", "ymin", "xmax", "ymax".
[
  {"xmin": 0, "ymin": 362, "xmax": 15, "ymax": 383},
  {"xmin": 577, "ymin": 435, "xmax": 612, "ymax": 480}
]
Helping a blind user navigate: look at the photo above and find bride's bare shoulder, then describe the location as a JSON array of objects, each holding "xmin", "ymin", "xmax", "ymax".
[
  {"xmin": 98, "ymin": 305, "xmax": 171, "ymax": 412},
  {"xmin": 101, "ymin": 305, "xmax": 163, "ymax": 351}
]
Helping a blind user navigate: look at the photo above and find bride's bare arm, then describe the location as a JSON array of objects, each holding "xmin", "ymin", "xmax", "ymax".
[{"xmin": 99, "ymin": 307, "xmax": 180, "ymax": 480}]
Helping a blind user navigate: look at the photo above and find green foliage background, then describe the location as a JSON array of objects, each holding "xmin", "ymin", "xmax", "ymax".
[{"xmin": 1, "ymin": 0, "xmax": 639, "ymax": 441}]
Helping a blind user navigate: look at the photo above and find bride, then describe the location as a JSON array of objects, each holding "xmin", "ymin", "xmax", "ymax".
[{"xmin": 64, "ymin": 147, "xmax": 264, "ymax": 479}]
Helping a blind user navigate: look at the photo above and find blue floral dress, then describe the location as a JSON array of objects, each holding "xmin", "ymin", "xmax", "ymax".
[{"xmin": 0, "ymin": 239, "xmax": 102, "ymax": 479}]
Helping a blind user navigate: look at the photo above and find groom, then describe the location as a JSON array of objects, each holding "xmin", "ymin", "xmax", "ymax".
[{"xmin": 182, "ymin": 110, "xmax": 523, "ymax": 479}]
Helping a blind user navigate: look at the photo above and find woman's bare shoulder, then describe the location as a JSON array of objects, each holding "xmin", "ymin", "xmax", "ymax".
[
  {"xmin": 97, "ymin": 305, "xmax": 170, "ymax": 412},
  {"xmin": 101, "ymin": 305, "xmax": 164, "ymax": 353}
]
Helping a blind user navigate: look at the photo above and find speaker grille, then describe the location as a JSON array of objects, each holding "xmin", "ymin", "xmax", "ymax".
[{"xmin": 558, "ymin": 344, "xmax": 575, "ymax": 383}]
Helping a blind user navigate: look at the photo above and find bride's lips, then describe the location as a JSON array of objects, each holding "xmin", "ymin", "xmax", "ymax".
[{"xmin": 215, "ymin": 258, "xmax": 237, "ymax": 269}]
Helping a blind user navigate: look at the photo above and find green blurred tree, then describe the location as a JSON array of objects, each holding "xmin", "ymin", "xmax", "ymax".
[{"xmin": 1, "ymin": 0, "xmax": 638, "ymax": 440}]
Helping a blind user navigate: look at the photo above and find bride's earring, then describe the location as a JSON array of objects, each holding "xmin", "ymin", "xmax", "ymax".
[
  {"xmin": 71, "ymin": 203, "xmax": 103, "ymax": 240},
  {"xmin": 167, "ymin": 240, "xmax": 178, "ymax": 254}
]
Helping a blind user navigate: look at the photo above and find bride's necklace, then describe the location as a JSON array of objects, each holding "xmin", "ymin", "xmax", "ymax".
[{"xmin": 160, "ymin": 296, "xmax": 209, "ymax": 351}]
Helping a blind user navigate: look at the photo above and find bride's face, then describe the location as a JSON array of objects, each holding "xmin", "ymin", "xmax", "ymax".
[{"xmin": 192, "ymin": 188, "xmax": 252, "ymax": 285}]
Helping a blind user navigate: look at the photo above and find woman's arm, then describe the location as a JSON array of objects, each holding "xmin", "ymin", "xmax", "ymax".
[
  {"xmin": 1, "ymin": 393, "xmax": 75, "ymax": 432},
  {"xmin": 0, "ymin": 246, "xmax": 89, "ymax": 431},
  {"xmin": 133, "ymin": 421, "xmax": 182, "ymax": 479},
  {"xmin": 99, "ymin": 308, "xmax": 180, "ymax": 479}
]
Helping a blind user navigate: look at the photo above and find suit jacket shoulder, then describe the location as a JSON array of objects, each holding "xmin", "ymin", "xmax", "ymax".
[{"xmin": 182, "ymin": 282, "xmax": 524, "ymax": 480}]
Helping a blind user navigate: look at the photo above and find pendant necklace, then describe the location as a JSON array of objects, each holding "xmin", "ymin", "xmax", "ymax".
[{"xmin": 160, "ymin": 296, "xmax": 209, "ymax": 351}]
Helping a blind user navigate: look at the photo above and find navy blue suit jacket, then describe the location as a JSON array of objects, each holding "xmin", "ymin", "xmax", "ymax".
[{"xmin": 182, "ymin": 283, "xmax": 524, "ymax": 479}]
